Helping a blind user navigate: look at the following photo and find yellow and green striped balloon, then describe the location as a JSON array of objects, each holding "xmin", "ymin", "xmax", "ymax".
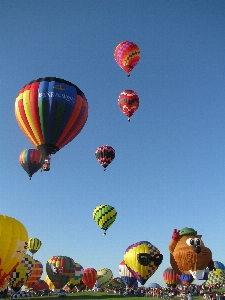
[
  {"xmin": 93, "ymin": 204, "xmax": 117, "ymax": 235},
  {"xmin": 28, "ymin": 238, "xmax": 42, "ymax": 255}
]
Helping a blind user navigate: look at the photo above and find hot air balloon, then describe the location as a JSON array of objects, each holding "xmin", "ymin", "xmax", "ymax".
[
  {"xmin": 15, "ymin": 77, "xmax": 88, "ymax": 159},
  {"xmin": 124, "ymin": 241, "xmax": 163, "ymax": 285},
  {"xmin": 82, "ymin": 268, "xmax": 97, "ymax": 289},
  {"xmin": 114, "ymin": 41, "xmax": 140, "ymax": 77},
  {"xmin": 26, "ymin": 259, "xmax": 43, "ymax": 288},
  {"xmin": 32, "ymin": 279, "xmax": 49, "ymax": 293},
  {"xmin": 8, "ymin": 254, "xmax": 35, "ymax": 292},
  {"xmin": 163, "ymin": 267, "xmax": 180, "ymax": 287},
  {"xmin": 28, "ymin": 238, "xmax": 42, "ymax": 256},
  {"xmin": 0, "ymin": 215, "xmax": 28, "ymax": 282},
  {"xmin": 119, "ymin": 260, "xmax": 138, "ymax": 288},
  {"xmin": 46, "ymin": 256, "xmax": 76, "ymax": 289},
  {"xmin": 67, "ymin": 263, "xmax": 84, "ymax": 290},
  {"xmin": 118, "ymin": 90, "xmax": 139, "ymax": 122},
  {"xmin": 93, "ymin": 204, "xmax": 117, "ymax": 235},
  {"xmin": 95, "ymin": 145, "xmax": 115, "ymax": 171},
  {"xmin": 96, "ymin": 268, "xmax": 113, "ymax": 289},
  {"xmin": 19, "ymin": 149, "xmax": 44, "ymax": 180},
  {"xmin": 169, "ymin": 228, "xmax": 213, "ymax": 280}
]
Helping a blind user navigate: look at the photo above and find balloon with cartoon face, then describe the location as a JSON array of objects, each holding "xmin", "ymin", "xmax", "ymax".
[
  {"xmin": 169, "ymin": 227, "xmax": 213, "ymax": 279},
  {"xmin": 124, "ymin": 241, "xmax": 163, "ymax": 285},
  {"xmin": 0, "ymin": 215, "xmax": 28, "ymax": 282}
]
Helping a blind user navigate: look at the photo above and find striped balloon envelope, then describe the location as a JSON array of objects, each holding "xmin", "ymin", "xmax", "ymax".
[
  {"xmin": 15, "ymin": 77, "xmax": 88, "ymax": 159},
  {"xmin": 114, "ymin": 41, "xmax": 140, "ymax": 76},
  {"xmin": 95, "ymin": 146, "xmax": 115, "ymax": 171},
  {"xmin": 20, "ymin": 149, "xmax": 44, "ymax": 180},
  {"xmin": 26, "ymin": 259, "xmax": 43, "ymax": 288},
  {"xmin": 82, "ymin": 268, "xmax": 97, "ymax": 289},
  {"xmin": 93, "ymin": 204, "xmax": 117, "ymax": 235},
  {"xmin": 118, "ymin": 90, "xmax": 139, "ymax": 121},
  {"xmin": 28, "ymin": 238, "xmax": 42, "ymax": 256},
  {"xmin": 119, "ymin": 260, "xmax": 137, "ymax": 288},
  {"xmin": 163, "ymin": 267, "xmax": 180, "ymax": 286}
]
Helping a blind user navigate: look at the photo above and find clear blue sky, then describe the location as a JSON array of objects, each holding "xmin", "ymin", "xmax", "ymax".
[{"xmin": 1, "ymin": 0, "xmax": 225, "ymax": 287}]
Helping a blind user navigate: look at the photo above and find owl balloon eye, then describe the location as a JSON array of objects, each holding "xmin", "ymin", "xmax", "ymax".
[{"xmin": 186, "ymin": 238, "xmax": 195, "ymax": 246}]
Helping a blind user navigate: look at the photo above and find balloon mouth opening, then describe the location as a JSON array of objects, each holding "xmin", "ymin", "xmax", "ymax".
[{"xmin": 37, "ymin": 144, "xmax": 59, "ymax": 158}]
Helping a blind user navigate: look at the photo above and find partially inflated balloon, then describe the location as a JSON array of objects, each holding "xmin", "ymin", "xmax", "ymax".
[
  {"xmin": 28, "ymin": 238, "xmax": 42, "ymax": 255},
  {"xmin": 119, "ymin": 260, "xmax": 138, "ymax": 288},
  {"xmin": 96, "ymin": 268, "xmax": 113, "ymax": 289},
  {"xmin": 8, "ymin": 254, "xmax": 35, "ymax": 292},
  {"xmin": 95, "ymin": 146, "xmax": 115, "ymax": 171},
  {"xmin": 32, "ymin": 279, "xmax": 49, "ymax": 292},
  {"xmin": 20, "ymin": 149, "xmax": 44, "ymax": 179},
  {"xmin": 15, "ymin": 77, "xmax": 88, "ymax": 158},
  {"xmin": 114, "ymin": 41, "xmax": 140, "ymax": 76},
  {"xmin": 45, "ymin": 275, "xmax": 55, "ymax": 290},
  {"xmin": 124, "ymin": 241, "xmax": 163, "ymax": 285},
  {"xmin": 118, "ymin": 90, "xmax": 139, "ymax": 121},
  {"xmin": 26, "ymin": 259, "xmax": 43, "ymax": 288},
  {"xmin": 67, "ymin": 263, "xmax": 84, "ymax": 289},
  {"xmin": 206, "ymin": 269, "xmax": 225, "ymax": 285},
  {"xmin": 93, "ymin": 204, "xmax": 117, "ymax": 235},
  {"xmin": 0, "ymin": 215, "xmax": 28, "ymax": 282},
  {"xmin": 46, "ymin": 256, "xmax": 76, "ymax": 289},
  {"xmin": 82, "ymin": 268, "xmax": 97, "ymax": 289}
]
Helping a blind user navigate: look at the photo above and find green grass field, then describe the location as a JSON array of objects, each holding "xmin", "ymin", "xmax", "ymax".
[{"xmin": 33, "ymin": 292, "xmax": 205, "ymax": 300}]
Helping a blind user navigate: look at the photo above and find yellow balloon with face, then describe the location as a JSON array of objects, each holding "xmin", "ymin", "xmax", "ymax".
[
  {"xmin": 0, "ymin": 215, "xmax": 28, "ymax": 281},
  {"xmin": 124, "ymin": 241, "xmax": 163, "ymax": 285}
]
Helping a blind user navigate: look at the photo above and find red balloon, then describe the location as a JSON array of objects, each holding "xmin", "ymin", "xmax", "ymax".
[
  {"xmin": 118, "ymin": 90, "xmax": 139, "ymax": 121},
  {"xmin": 32, "ymin": 280, "xmax": 49, "ymax": 292},
  {"xmin": 82, "ymin": 268, "xmax": 97, "ymax": 289}
]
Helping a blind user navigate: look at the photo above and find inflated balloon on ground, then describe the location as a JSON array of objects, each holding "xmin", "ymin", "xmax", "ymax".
[{"xmin": 0, "ymin": 215, "xmax": 28, "ymax": 282}]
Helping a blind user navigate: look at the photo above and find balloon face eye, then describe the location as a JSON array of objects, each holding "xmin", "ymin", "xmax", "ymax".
[
  {"xmin": 137, "ymin": 253, "xmax": 152, "ymax": 266},
  {"xmin": 153, "ymin": 254, "xmax": 163, "ymax": 267},
  {"xmin": 194, "ymin": 238, "xmax": 201, "ymax": 246},
  {"xmin": 186, "ymin": 238, "xmax": 195, "ymax": 246},
  {"xmin": 24, "ymin": 242, "xmax": 28, "ymax": 250}
]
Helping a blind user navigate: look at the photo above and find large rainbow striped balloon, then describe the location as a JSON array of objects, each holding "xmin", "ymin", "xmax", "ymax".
[{"xmin": 15, "ymin": 77, "xmax": 88, "ymax": 159}]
